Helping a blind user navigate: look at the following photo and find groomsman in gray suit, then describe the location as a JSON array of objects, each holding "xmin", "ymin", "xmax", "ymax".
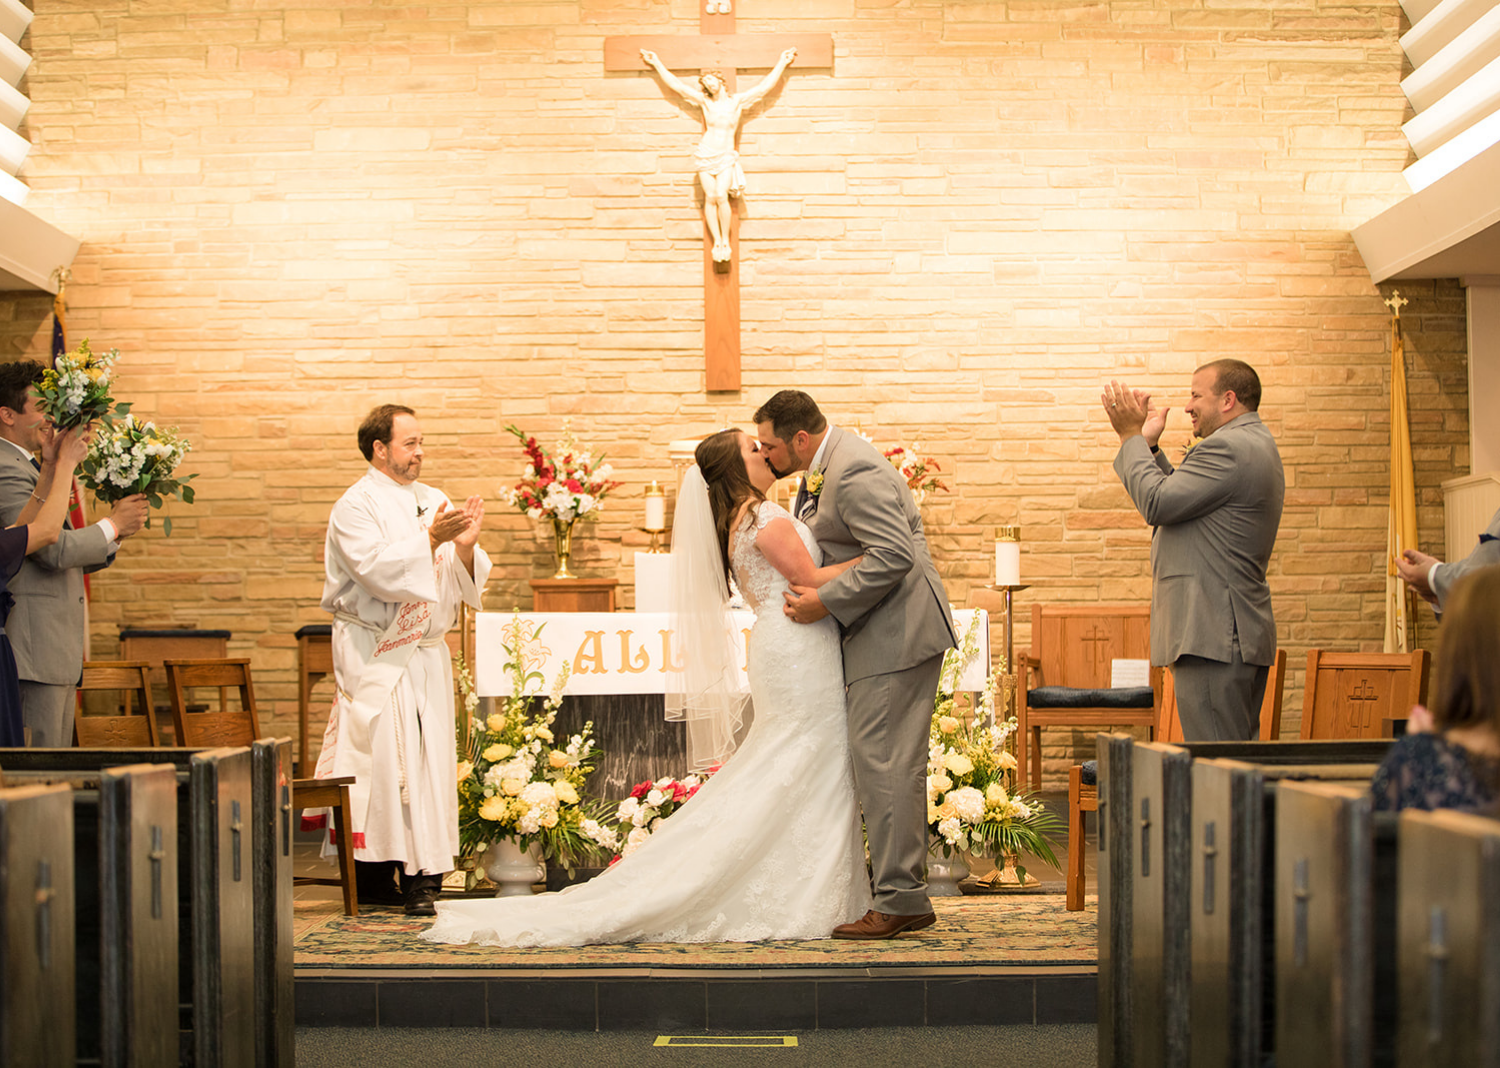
[
  {"xmin": 0, "ymin": 360, "xmax": 148, "ymax": 747},
  {"xmin": 1396, "ymin": 506, "xmax": 1500, "ymax": 614},
  {"xmin": 755, "ymin": 390, "xmax": 957, "ymax": 940},
  {"xmin": 1105, "ymin": 360, "xmax": 1285, "ymax": 742}
]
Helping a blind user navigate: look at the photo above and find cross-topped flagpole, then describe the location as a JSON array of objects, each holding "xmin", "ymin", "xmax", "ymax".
[{"xmin": 604, "ymin": 7, "xmax": 832, "ymax": 393}]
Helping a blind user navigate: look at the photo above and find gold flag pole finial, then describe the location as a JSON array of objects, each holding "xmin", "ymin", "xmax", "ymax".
[
  {"xmin": 49, "ymin": 266, "xmax": 71, "ymax": 302},
  {"xmin": 1383, "ymin": 289, "xmax": 1408, "ymax": 319}
]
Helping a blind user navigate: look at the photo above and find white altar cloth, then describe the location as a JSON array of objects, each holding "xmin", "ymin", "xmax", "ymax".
[{"xmin": 474, "ymin": 608, "xmax": 990, "ymax": 696}]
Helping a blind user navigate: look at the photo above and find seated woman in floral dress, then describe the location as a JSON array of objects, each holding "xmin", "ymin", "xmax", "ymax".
[{"xmin": 1369, "ymin": 567, "xmax": 1500, "ymax": 814}]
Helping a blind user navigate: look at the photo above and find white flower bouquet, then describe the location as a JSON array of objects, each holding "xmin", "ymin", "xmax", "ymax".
[
  {"xmin": 455, "ymin": 625, "xmax": 617, "ymax": 873},
  {"xmin": 79, "ymin": 414, "xmax": 196, "ymax": 535},
  {"xmin": 35, "ymin": 339, "xmax": 120, "ymax": 430},
  {"xmin": 928, "ymin": 619, "xmax": 1062, "ymax": 884}
]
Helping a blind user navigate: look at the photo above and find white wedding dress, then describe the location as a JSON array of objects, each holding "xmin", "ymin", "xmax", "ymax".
[{"xmin": 422, "ymin": 501, "xmax": 872, "ymax": 946}]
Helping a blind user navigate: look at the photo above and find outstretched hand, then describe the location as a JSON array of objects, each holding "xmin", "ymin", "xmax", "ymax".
[{"xmin": 1396, "ymin": 548, "xmax": 1440, "ymax": 604}]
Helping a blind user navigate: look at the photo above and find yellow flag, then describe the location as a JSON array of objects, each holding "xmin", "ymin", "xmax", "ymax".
[{"xmin": 1384, "ymin": 310, "xmax": 1418, "ymax": 652}]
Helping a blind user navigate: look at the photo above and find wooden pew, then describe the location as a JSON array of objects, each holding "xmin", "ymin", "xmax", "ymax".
[
  {"xmin": 0, "ymin": 783, "xmax": 77, "ymax": 1068},
  {"xmin": 1272, "ymin": 781, "xmax": 1399, "ymax": 1068},
  {"xmin": 1095, "ymin": 732, "xmax": 1135, "ymax": 1068},
  {"xmin": 0, "ymin": 742, "xmax": 293, "ymax": 1067},
  {"xmin": 1396, "ymin": 808, "xmax": 1500, "ymax": 1066},
  {"xmin": 1096, "ymin": 735, "xmax": 1395, "ymax": 1067}
]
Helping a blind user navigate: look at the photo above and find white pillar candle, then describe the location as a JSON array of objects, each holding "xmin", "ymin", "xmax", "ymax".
[
  {"xmin": 644, "ymin": 481, "xmax": 665, "ymax": 530},
  {"xmin": 995, "ymin": 526, "xmax": 1021, "ymax": 586}
]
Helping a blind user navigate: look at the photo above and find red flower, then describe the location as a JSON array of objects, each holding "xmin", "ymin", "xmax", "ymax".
[
  {"xmin": 630, "ymin": 780, "xmax": 652, "ymax": 799},
  {"xmin": 566, "ymin": 478, "xmax": 583, "ymax": 493}
]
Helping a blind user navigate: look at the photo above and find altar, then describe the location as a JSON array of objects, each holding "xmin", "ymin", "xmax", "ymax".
[{"xmin": 474, "ymin": 608, "xmax": 991, "ymax": 798}]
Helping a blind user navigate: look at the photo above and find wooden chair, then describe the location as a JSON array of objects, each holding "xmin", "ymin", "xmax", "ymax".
[
  {"xmin": 73, "ymin": 661, "xmax": 160, "ymax": 747},
  {"xmin": 1018, "ymin": 604, "xmax": 1160, "ymax": 791},
  {"xmin": 1065, "ymin": 649, "xmax": 1288, "ymax": 911},
  {"xmin": 164, "ymin": 658, "xmax": 359, "ymax": 915},
  {"xmin": 1300, "ymin": 649, "xmax": 1430, "ymax": 739}
]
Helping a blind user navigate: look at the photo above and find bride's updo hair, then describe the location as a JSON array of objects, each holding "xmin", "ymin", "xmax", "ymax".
[{"xmin": 695, "ymin": 429, "xmax": 765, "ymax": 584}]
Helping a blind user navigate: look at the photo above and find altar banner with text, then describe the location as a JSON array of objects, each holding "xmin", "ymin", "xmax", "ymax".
[{"xmin": 475, "ymin": 609, "xmax": 990, "ymax": 697}]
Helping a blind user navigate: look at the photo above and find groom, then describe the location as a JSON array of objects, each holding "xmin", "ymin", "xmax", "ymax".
[{"xmin": 755, "ymin": 390, "xmax": 957, "ymax": 939}]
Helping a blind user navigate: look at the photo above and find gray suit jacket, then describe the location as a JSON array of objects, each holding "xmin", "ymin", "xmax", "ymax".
[
  {"xmin": 1432, "ymin": 505, "xmax": 1500, "ymax": 610},
  {"xmin": 799, "ymin": 425, "xmax": 957, "ymax": 683},
  {"xmin": 0, "ymin": 445, "xmax": 114, "ymax": 685},
  {"xmin": 1113, "ymin": 413, "xmax": 1285, "ymax": 668}
]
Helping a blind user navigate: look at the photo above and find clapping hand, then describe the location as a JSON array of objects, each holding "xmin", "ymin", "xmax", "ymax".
[
  {"xmin": 453, "ymin": 496, "xmax": 484, "ymax": 550},
  {"xmin": 1102, "ymin": 380, "xmax": 1150, "ymax": 442}
]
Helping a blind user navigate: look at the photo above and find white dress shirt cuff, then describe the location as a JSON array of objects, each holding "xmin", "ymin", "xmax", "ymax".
[
  {"xmin": 1427, "ymin": 561, "xmax": 1442, "ymax": 589},
  {"xmin": 97, "ymin": 518, "xmax": 120, "ymax": 549}
]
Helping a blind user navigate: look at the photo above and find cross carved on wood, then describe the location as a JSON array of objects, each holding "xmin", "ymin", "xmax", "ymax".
[
  {"xmin": 603, "ymin": 7, "xmax": 832, "ymax": 393},
  {"xmin": 1079, "ymin": 626, "xmax": 1112, "ymax": 670}
]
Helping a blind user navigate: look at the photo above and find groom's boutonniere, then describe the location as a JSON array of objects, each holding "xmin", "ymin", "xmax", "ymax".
[{"xmin": 806, "ymin": 470, "xmax": 824, "ymax": 497}]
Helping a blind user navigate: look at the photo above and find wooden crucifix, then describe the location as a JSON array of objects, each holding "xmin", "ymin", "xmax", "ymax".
[{"xmin": 604, "ymin": 8, "xmax": 832, "ymax": 393}]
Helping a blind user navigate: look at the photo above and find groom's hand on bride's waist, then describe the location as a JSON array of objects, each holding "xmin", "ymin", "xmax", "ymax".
[{"xmin": 783, "ymin": 584, "xmax": 829, "ymax": 624}]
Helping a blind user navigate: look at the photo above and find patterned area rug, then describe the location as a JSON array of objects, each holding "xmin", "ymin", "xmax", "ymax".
[{"xmin": 293, "ymin": 892, "xmax": 1097, "ymax": 970}]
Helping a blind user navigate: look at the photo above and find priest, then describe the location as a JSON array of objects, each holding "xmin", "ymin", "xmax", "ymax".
[{"xmin": 311, "ymin": 404, "xmax": 490, "ymax": 916}]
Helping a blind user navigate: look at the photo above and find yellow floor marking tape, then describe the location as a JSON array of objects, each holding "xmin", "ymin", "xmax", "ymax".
[{"xmin": 654, "ymin": 1035, "xmax": 799, "ymax": 1047}]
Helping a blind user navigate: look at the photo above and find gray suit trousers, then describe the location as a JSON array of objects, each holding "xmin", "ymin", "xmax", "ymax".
[
  {"xmin": 846, "ymin": 652, "xmax": 945, "ymax": 916},
  {"xmin": 20, "ymin": 680, "xmax": 76, "ymax": 748},
  {"xmin": 1172, "ymin": 638, "xmax": 1267, "ymax": 742}
]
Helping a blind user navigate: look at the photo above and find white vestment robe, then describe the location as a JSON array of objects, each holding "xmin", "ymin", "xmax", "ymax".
[{"xmin": 313, "ymin": 467, "xmax": 491, "ymax": 875}]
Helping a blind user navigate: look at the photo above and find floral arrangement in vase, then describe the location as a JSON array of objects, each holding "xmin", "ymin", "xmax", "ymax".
[
  {"xmin": 454, "ymin": 626, "xmax": 617, "ymax": 877},
  {"xmin": 34, "ymin": 339, "xmax": 120, "ymax": 430},
  {"xmin": 79, "ymin": 415, "xmax": 196, "ymax": 535},
  {"xmin": 883, "ymin": 442, "xmax": 949, "ymax": 505},
  {"xmin": 928, "ymin": 618, "xmax": 1062, "ymax": 886},
  {"xmin": 610, "ymin": 773, "xmax": 712, "ymax": 860},
  {"xmin": 500, "ymin": 423, "xmax": 622, "ymax": 578}
]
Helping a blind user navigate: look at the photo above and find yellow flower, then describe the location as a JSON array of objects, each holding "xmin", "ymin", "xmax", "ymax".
[
  {"xmin": 482, "ymin": 743, "xmax": 513, "ymax": 762},
  {"xmin": 535, "ymin": 726, "xmax": 554, "ymax": 743},
  {"xmin": 539, "ymin": 809, "xmax": 559, "ymax": 829},
  {"xmin": 937, "ymin": 800, "xmax": 959, "ymax": 820},
  {"xmin": 938, "ymin": 716, "xmax": 960, "ymax": 734},
  {"xmin": 806, "ymin": 470, "xmax": 824, "ymax": 496},
  {"xmin": 478, "ymin": 796, "xmax": 506, "ymax": 822},
  {"xmin": 486, "ymin": 713, "xmax": 506, "ymax": 731},
  {"xmin": 553, "ymin": 781, "xmax": 579, "ymax": 805},
  {"xmin": 997, "ymin": 751, "xmax": 1018, "ymax": 772},
  {"xmin": 501, "ymin": 778, "xmax": 525, "ymax": 796},
  {"xmin": 986, "ymin": 783, "xmax": 1009, "ymax": 805},
  {"xmin": 943, "ymin": 752, "xmax": 974, "ymax": 777},
  {"xmin": 455, "ymin": 760, "xmax": 474, "ymax": 781},
  {"xmin": 548, "ymin": 750, "xmax": 570, "ymax": 769}
]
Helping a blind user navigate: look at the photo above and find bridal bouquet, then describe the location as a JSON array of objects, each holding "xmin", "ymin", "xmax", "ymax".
[
  {"xmin": 454, "ymin": 631, "xmax": 617, "ymax": 872},
  {"xmin": 79, "ymin": 415, "xmax": 197, "ymax": 535},
  {"xmin": 928, "ymin": 621, "xmax": 1062, "ymax": 882},
  {"xmin": 883, "ymin": 442, "xmax": 948, "ymax": 505},
  {"xmin": 500, "ymin": 423, "xmax": 622, "ymax": 523},
  {"xmin": 611, "ymin": 773, "xmax": 711, "ymax": 861},
  {"xmin": 35, "ymin": 339, "xmax": 122, "ymax": 430}
]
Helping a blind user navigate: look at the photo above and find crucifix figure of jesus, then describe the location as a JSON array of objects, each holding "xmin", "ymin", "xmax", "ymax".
[
  {"xmin": 603, "ymin": 9, "xmax": 831, "ymax": 391},
  {"xmin": 640, "ymin": 46, "xmax": 797, "ymax": 265}
]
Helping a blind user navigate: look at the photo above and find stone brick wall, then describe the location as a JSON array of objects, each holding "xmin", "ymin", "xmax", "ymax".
[{"xmin": 1, "ymin": 0, "xmax": 1469, "ymax": 783}]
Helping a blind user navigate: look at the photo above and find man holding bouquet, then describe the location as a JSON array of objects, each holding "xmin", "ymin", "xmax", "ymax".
[{"xmin": 0, "ymin": 360, "xmax": 148, "ymax": 747}]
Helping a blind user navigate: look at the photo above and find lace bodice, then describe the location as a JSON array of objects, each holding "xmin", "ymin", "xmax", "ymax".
[{"xmin": 730, "ymin": 500, "xmax": 820, "ymax": 612}]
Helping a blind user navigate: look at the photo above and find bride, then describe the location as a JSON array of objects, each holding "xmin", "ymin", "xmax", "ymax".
[{"xmin": 422, "ymin": 429, "xmax": 873, "ymax": 946}]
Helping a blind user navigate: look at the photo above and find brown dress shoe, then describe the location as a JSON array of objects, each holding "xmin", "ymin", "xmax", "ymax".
[{"xmin": 831, "ymin": 909, "xmax": 938, "ymax": 940}]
